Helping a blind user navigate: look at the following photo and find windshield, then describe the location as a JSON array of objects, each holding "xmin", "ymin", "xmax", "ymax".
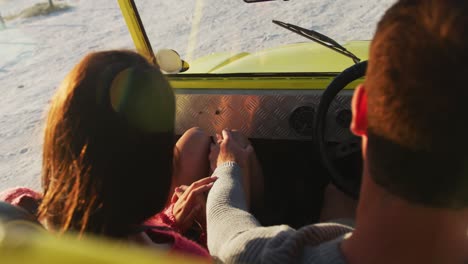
[{"xmin": 134, "ymin": 0, "xmax": 394, "ymax": 73}]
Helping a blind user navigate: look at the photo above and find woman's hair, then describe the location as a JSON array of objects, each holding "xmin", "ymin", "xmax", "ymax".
[{"xmin": 39, "ymin": 50, "xmax": 175, "ymax": 237}]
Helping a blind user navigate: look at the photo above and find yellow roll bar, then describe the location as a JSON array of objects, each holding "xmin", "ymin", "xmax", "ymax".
[{"xmin": 117, "ymin": 0, "xmax": 156, "ymax": 65}]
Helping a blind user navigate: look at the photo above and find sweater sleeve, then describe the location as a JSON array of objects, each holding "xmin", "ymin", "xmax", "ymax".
[
  {"xmin": 146, "ymin": 203, "xmax": 181, "ymax": 232},
  {"xmin": 207, "ymin": 162, "xmax": 353, "ymax": 264}
]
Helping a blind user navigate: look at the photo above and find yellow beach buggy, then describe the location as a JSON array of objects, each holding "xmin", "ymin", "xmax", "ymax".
[{"xmin": 119, "ymin": 0, "xmax": 368, "ymax": 227}]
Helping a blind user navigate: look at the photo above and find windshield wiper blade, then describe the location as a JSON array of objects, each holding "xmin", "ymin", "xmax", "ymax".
[{"xmin": 272, "ymin": 20, "xmax": 361, "ymax": 64}]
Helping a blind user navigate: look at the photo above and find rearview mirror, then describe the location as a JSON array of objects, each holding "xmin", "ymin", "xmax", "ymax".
[
  {"xmin": 244, "ymin": 0, "xmax": 289, "ymax": 3},
  {"xmin": 155, "ymin": 49, "xmax": 190, "ymax": 74}
]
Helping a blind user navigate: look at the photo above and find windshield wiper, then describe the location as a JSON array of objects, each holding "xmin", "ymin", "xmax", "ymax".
[{"xmin": 272, "ymin": 20, "xmax": 361, "ymax": 64}]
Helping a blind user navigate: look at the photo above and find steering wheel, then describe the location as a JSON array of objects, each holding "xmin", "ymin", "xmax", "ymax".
[{"xmin": 314, "ymin": 61, "xmax": 367, "ymax": 199}]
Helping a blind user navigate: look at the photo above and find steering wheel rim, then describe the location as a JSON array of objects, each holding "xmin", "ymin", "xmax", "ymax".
[{"xmin": 314, "ymin": 61, "xmax": 368, "ymax": 199}]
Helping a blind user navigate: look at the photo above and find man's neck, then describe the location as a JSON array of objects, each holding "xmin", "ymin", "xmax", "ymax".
[{"xmin": 342, "ymin": 171, "xmax": 468, "ymax": 264}]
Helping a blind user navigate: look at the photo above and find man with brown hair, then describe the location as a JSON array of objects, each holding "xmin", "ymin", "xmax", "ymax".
[
  {"xmin": 342, "ymin": 0, "xmax": 468, "ymax": 263},
  {"xmin": 207, "ymin": 0, "xmax": 468, "ymax": 263}
]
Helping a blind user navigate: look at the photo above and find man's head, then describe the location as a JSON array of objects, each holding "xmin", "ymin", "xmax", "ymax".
[{"xmin": 352, "ymin": 0, "xmax": 468, "ymax": 208}]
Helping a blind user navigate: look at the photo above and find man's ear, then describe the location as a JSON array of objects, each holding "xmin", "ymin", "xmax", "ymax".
[{"xmin": 351, "ymin": 84, "xmax": 368, "ymax": 136}]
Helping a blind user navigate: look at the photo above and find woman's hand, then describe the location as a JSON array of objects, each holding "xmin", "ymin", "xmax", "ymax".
[{"xmin": 171, "ymin": 176, "xmax": 217, "ymax": 233}]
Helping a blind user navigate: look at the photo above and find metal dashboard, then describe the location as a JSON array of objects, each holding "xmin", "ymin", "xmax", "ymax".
[{"xmin": 174, "ymin": 88, "xmax": 355, "ymax": 142}]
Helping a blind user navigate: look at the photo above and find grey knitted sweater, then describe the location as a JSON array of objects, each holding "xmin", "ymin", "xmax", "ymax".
[{"xmin": 207, "ymin": 162, "xmax": 353, "ymax": 264}]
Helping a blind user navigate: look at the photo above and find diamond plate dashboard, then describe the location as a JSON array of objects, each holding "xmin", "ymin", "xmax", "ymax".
[{"xmin": 174, "ymin": 89, "xmax": 354, "ymax": 142}]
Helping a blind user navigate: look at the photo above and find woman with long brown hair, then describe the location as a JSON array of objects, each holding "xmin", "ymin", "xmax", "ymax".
[{"xmin": 1, "ymin": 50, "xmax": 214, "ymax": 257}]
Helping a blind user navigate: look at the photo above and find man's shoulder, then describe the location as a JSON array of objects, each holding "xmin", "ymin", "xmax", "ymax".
[
  {"xmin": 295, "ymin": 222, "xmax": 353, "ymax": 246},
  {"xmin": 252, "ymin": 222, "xmax": 352, "ymax": 263},
  {"xmin": 301, "ymin": 234, "xmax": 349, "ymax": 264}
]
